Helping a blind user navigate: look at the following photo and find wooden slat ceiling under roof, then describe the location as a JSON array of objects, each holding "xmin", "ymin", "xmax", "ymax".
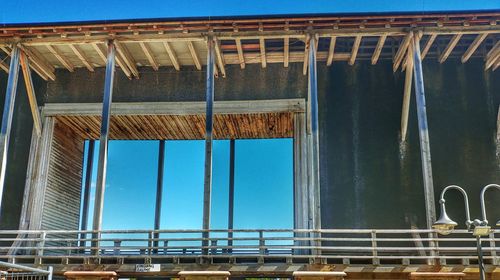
[
  {"xmin": 0, "ymin": 12, "xmax": 499, "ymax": 80},
  {"xmin": 54, "ymin": 113, "xmax": 293, "ymax": 140}
]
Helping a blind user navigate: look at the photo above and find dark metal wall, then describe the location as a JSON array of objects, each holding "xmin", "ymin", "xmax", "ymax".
[
  {"xmin": 0, "ymin": 72, "xmax": 45, "ymax": 229},
  {"xmin": 319, "ymin": 59, "xmax": 500, "ymax": 229},
  {"xmin": 1, "ymin": 59, "xmax": 499, "ymax": 230}
]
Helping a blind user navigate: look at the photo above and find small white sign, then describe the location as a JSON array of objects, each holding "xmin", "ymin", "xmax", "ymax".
[{"xmin": 135, "ymin": 264, "xmax": 161, "ymax": 272}]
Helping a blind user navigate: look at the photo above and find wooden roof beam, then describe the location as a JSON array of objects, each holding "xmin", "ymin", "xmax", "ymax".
[
  {"xmin": 69, "ymin": 44, "xmax": 94, "ymax": 72},
  {"xmin": 421, "ymin": 33, "xmax": 437, "ymax": 59},
  {"xmin": 326, "ymin": 35, "xmax": 337, "ymax": 66},
  {"xmin": 46, "ymin": 45, "xmax": 74, "ymax": 72},
  {"xmin": 349, "ymin": 35, "xmax": 362, "ymax": 65},
  {"xmin": 259, "ymin": 37, "xmax": 267, "ymax": 68},
  {"xmin": 235, "ymin": 38, "xmax": 245, "ymax": 69},
  {"xmin": 162, "ymin": 42, "xmax": 180, "ymax": 71},
  {"xmin": 0, "ymin": 58, "xmax": 8, "ymax": 73},
  {"xmin": 439, "ymin": 34, "xmax": 462, "ymax": 63},
  {"xmin": 115, "ymin": 41, "xmax": 139, "ymax": 78},
  {"xmin": 284, "ymin": 22, "xmax": 290, "ymax": 68},
  {"xmin": 92, "ymin": 42, "xmax": 133, "ymax": 79},
  {"xmin": 303, "ymin": 35, "xmax": 310, "ymax": 75},
  {"xmin": 19, "ymin": 50, "xmax": 42, "ymax": 136},
  {"xmin": 485, "ymin": 41, "xmax": 500, "ymax": 70},
  {"xmin": 18, "ymin": 45, "xmax": 55, "ymax": 81},
  {"xmin": 214, "ymin": 39, "xmax": 226, "ymax": 78},
  {"xmin": 461, "ymin": 33, "xmax": 488, "ymax": 63},
  {"xmin": 393, "ymin": 32, "xmax": 413, "ymax": 72},
  {"xmin": 371, "ymin": 34, "xmax": 387, "ymax": 65},
  {"xmin": 187, "ymin": 41, "xmax": 202, "ymax": 70},
  {"xmin": 139, "ymin": 42, "xmax": 159, "ymax": 71}
]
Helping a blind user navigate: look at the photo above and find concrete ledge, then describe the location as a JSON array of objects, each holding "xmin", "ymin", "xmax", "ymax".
[{"xmin": 409, "ymin": 272, "xmax": 466, "ymax": 279}]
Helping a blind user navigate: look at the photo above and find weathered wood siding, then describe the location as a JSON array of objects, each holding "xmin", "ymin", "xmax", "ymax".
[{"xmin": 40, "ymin": 120, "xmax": 84, "ymax": 230}]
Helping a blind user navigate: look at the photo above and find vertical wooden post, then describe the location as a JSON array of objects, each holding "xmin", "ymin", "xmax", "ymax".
[
  {"xmin": 92, "ymin": 40, "xmax": 116, "ymax": 254},
  {"xmin": 202, "ymin": 36, "xmax": 215, "ymax": 255},
  {"xmin": 227, "ymin": 139, "xmax": 235, "ymax": 253},
  {"xmin": 0, "ymin": 45, "xmax": 20, "ymax": 218},
  {"xmin": 412, "ymin": 34, "xmax": 437, "ymax": 229},
  {"xmin": 293, "ymin": 112, "xmax": 309, "ymax": 254},
  {"xmin": 400, "ymin": 32, "xmax": 414, "ymax": 142}
]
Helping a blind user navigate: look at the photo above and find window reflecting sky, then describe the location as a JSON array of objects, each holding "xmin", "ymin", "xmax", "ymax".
[{"xmin": 80, "ymin": 139, "xmax": 293, "ymax": 230}]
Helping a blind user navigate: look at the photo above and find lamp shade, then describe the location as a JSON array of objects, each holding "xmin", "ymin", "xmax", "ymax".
[{"xmin": 432, "ymin": 203, "xmax": 457, "ymax": 235}]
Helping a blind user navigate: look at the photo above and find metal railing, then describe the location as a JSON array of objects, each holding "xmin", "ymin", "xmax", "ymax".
[
  {"xmin": 0, "ymin": 261, "xmax": 52, "ymax": 280},
  {"xmin": 0, "ymin": 229, "xmax": 498, "ymax": 265}
]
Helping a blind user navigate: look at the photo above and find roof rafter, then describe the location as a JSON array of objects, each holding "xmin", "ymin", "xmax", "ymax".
[
  {"xmin": 439, "ymin": 34, "xmax": 462, "ymax": 63},
  {"xmin": 326, "ymin": 35, "xmax": 337, "ymax": 66},
  {"xmin": 421, "ymin": 33, "xmax": 437, "ymax": 59},
  {"xmin": 139, "ymin": 42, "xmax": 159, "ymax": 71},
  {"xmin": 187, "ymin": 41, "xmax": 202, "ymax": 71},
  {"xmin": 162, "ymin": 42, "xmax": 180, "ymax": 71},
  {"xmin": 214, "ymin": 39, "xmax": 226, "ymax": 78},
  {"xmin": 18, "ymin": 44, "xmax": 55, "ymax": 81},
  {"xmin": 68, "ymin": 44, "xmax": 94, "ymax": 72},
  {"xmin": 393, "ymin": 32, "xmax": 413, "ymax": 72},
  {"xmin": 46, "ymin": 45, "xmax": 74, "ymax": 72},
  {"xmin": 115, "ymin": 41, "xmax": 139, "ymax": 78},
  {"xmin": 461, "ymin": 33, "xmax": 488, "ymax": 63},
  {"xmin": 371, "ymin": 34, "xmax": 387, "ymax": 65},
  {"xmin": 348, "ymin": 35, "xmax": 362, "ymax": 65}
]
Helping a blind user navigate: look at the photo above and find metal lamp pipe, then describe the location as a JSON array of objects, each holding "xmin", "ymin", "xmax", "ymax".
[
  {"xmin": 440, "ymin": 185, "xmax": 472, "ymax": 227},
  {"xmin": 480, "ymin": 183, "xmax": 500, "ymax": 224}
]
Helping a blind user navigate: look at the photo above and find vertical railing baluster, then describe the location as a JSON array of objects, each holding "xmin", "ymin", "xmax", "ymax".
[
  {"xmin": 259, "ymin": 231, "xmax": 265, "ymax": 255},
  {"xmin": 371, "ymin": 231, "xmax": 379, "ymax": 265}
]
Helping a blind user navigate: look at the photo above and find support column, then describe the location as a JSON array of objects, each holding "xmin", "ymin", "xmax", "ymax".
[
  {"xmin": 412, "ymin": 34, "xmax": 437, "ymax": 228},
  {"xmin": 92, "ymin": 40, "xmax": 116, "ymax": 252},
  {"xmin": 80, "ymin": 140, "xmax": 95, "ymax": 247},
  {"xmin": 202, "ymin": 36, "xmax": 215, "ymax": 255},
  {"xmin": 307, "ymin": 34, "xmax": 321, "ymax": 254},
  {"xmin": 0, "ymin": 45, "xmax": 21, "ymax": 217},
  {"xmin": 227, "ymin": 139, "xmax": 235, "ymax": 252},
  {"xmin": 293, "ymin": 112, "xmax": 309, "ymax": 254},
  {"xmin": 153, "ymin": 140, "xmax": 165, "ymax": 251}
]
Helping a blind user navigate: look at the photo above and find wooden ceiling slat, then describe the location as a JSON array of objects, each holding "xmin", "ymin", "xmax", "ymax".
[{"xmin": 54, "ymin": 113, "xmax": 293, "ymax": 140}]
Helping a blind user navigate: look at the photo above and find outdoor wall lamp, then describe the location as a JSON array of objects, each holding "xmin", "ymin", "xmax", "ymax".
[{"xmin": 433, "ymin": 184, "xmax": 500, "ymax": 280}]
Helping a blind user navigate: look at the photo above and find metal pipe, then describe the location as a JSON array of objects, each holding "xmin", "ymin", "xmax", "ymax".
[
  {"xmin": 476, "ymin": 236, "xmax": 486, "ymax": 280},
  {"xmin": 0, "ymin": 46, "xmax": 20, "ymax": 218},
  {"xmin": 480, "ymin": 184, "xmax": 500, "ymax": 224},
  {"xmin": 80, "ymin": 140, "xmax": 95, "ymax": 248},
  {"xmin": 91, "ymin": 40, "xmax": 116, "ymax": 253},
  {"xmin": 202, "ymin": 36, "xmax": 215, "ymax": 254},
  {"xmin": 228, "ymin": 139, "xmax": 235, "ymax": 252},
  {"xmin": 440, "ymin": 185, "xmax": 472, "ymax": 226},
  {"xmin": 308, "ymin": 34, "xmax": 321, "ymax": 255},
  {"xmin": 411, "ymin": 35, "xmax": 437, "ymax": 228},
  {"xmin": 153, "ymin": 140, "xmax": 166, "ymax": 251}
]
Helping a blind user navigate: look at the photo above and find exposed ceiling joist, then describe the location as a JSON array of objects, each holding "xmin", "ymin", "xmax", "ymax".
[
  {"xmin": 46, "ymin": 45, "xmax": 74, "ymax": 72},
  {"xmin": 326, "ymin": 36, "xmax": 337, "ymax": 66},
  {"xmin": 439, "ymin": 34, "xmax": 462, "ymax": 63},
  {"xmin": 69, "ymin": 44, "xmax": 94, "ymax": 72},
  {"xmin": 214, "ymin": 39, "xmax": 226, "ymax": 78},
  {"xmin": 393, "ymin": 32, "xmax": 413, "ymax": 72},
  {"xmin": 139, "ymin": 42, "xmax": 159, "ymax": 71},
  {"xmin": 421, "ymin": 33, "xmax": 437, "ymax": 60},
  {"xmin": 115, "ymin": 41, "xmax": 139, "ymax": 78},
  {"xmin": 18, "ymin": 45, "xmax": 55, "ymax": 81},
  {"xmin": 461, "ymin": 33, "xmax": 488, "ymax": 63},
  {"xmin": 371, "ymin": 34, "xmax": 387, "ymax": 65},
  {"xmin": 162, "ymin": 42, "xmax": 180, "ymax": 71},
  {"xmin": 349, "ymin": 35, "xmax": 362, "ymax": 65}
]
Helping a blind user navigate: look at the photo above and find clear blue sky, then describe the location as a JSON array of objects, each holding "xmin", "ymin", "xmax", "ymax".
[
  {"xmin": 2, "ymin": 0, "xmax": 499, "ymax": 24},
  {"xmin": 81, "ymin": 139, "xmax": 294, "ymax": 231}
]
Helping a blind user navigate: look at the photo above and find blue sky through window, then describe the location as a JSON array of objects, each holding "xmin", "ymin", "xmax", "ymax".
[{"xmin": 80, "ymin": 138, "xmax": 293, "ymax": 231}]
